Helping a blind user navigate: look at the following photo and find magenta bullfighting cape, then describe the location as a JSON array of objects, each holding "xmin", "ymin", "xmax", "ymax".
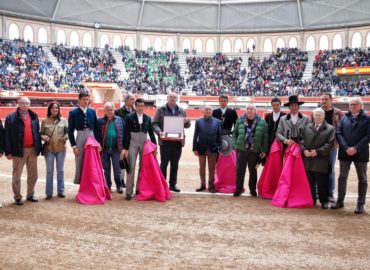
[
  {"xmin": 136, "ymin": 140, "xmax": 172, "ymax": 202},
  {"xmin": 258, "ymin": 140, "xmax": 283, "ymax": 199},
  {"xmin": 272, "ymin": 143, "xmax": 313, "ymax": 208},
  {"xmin": 214, "ymin": 150, "xmax": 237, "ymax": 193},
  {"xmin": 76, "ymin": 136, "xmax": 112, "ymax": 204}
]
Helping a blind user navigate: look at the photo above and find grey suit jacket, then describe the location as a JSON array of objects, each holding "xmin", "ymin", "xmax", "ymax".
[{"xmin": 276, "ymin": 113, "xmax": 309, "ymax": 143}]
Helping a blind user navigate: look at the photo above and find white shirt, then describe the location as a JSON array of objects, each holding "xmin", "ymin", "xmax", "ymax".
[
  {"xmin": 221, "ymin": 107, "xmax": 227, "ymax": 115},
  {"xmin": 272, "ymin": 111, "xmax": 281, "ymax": 122},
  {"xmin": 290, "ymin": 114, "xmax": 298, "ymax": 125},
  {"xmin": 137, "ymin": 113, "xmax": 143, "ymax": 124},
  {"xmin": 80, "ymin": 107, "xmax": 87, "ymax": 114}
]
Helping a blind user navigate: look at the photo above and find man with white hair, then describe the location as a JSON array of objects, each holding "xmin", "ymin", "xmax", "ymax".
[
  {"xmin": 232, "ymin": 103, "xmax": 268, "ymax": 197},
  {"xmin": 332, "ymin": 97, "xmax": 370, "ymax": 214},
  {"xmin": 4, "ymin": 97, "xmax": 42, "ymax": 205},
  {"xmin": 152, "ymin": 92, "xmax": 191, "ymax": 192},
  {"xmin": 97, "ymin": 102, "xmax": 125, "ymax": 193},
  {"xmin": 193, "ymin": 105, "xmax": 222, "ymax": 193},
  {"xmin": 301, "ymin": 108, "xmax": 335, "ymax": 209}
]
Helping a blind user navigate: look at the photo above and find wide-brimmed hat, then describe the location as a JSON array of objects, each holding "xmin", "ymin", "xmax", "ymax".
[
  {"xmin": 284, "ymin": 95, "xmax": 304, "ymax": 106},
  {"xmin": 219, "ymin": 135, "xmax": 233, "ymax": 156}
]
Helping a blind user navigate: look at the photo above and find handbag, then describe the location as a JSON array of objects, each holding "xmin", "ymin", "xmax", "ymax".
[{"xmin": 41, "ymin": 120, "xmax": 60, "ymax": 156}]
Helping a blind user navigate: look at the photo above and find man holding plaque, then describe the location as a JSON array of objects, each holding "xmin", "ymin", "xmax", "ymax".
[{"xmin": 152, "ymin": 92, "xmax": 191, "ymax": 192}]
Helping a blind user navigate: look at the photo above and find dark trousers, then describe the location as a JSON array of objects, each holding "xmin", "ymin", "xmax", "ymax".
[
  {"xmin": 101, "ymin": 149, "xmax": 122, "ymax": 189},
  {"xmin": 337, "ymin": 160, "xmax": 368, "ymax": 205},
  {"xmin": 160, "ymin": 142, "xmax": 182, "ymax": 187},
  {"xmin": 306, "ymin": 171, "xmax": 329, "ymax": 204},
  {"xmin": 236, "ymin": 150, "xmax": 259, "ymax": 194}
]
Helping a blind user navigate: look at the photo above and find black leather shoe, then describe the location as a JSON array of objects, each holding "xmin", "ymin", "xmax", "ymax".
[
  {"xmin": 331, "ymin": 201, "xmax": 344, "ymax": 209},
  {"xmin": 26, "ymin": 195, "xmax": 38, "ymax": 202},
  {"xmin": 321, "ymin": 203, "xmax": 329, "ymax": 209},
  {"xmin": 45, "ymin": 195, "xmax": 52, "ymax": 200},
  {"xmin": 250, "ymin": 191, "xmax": 257, "ymax": 197},
  {"xmin": 209, "ymin": 188, "xmax": 216, "ymax": 194},
  {"xmin": 15, "ymin": 199, "xmax": 23, "ymax": 205},
  {"xmin": 117, "ymin": 187, "xmax": 124, "ymax": 194},
  {"xmin": 233, "ymin": 192, "xmax": 242, "ymax": 197},
  {"xmin": 170, "ymin": 186, "xmax": 181, "ymax": 192},
  {"xmin": 126, "ymin": 194, "xmax": 132, "ymax": 201},
  {"xmin": 196, "ymin": 186, "xmax": 206, "ymax": 192},
  {"xmin": 57, "ymin": 193, "xmax": 66, "ymax": 198},
  {"xmin": 354, "ymin": 204, "xmax": 364, "ymax": 214}
]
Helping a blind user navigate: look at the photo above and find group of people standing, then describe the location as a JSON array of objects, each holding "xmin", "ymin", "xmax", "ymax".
[
  {"xmin": 0, "ymin": 92, "xmax": 368, "ymax": 214},
  {"xmin": 0, "ymin": 91, "xmax": 190, "ymax": 206},
  {"xmin": 192, "ymin": 94, "xmax": 369, "ymax": 214}
]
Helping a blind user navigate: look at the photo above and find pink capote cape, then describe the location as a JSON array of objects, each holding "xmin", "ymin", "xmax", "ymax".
[
  {"xmin": 214, "ymin": 150, "xmax": 237, "ymax": 193},
  {"xmin": 258, "ymin": 140, "xmax": 283, "ymax": 199},
  {"xmin": 272, "ymin": 143, "xmax": 313, "ymax": 208},
  {"xmin": 76, "ymin": 136, "xmax": 112, "ymax": 204},
  {"xmin": 135, "ymin": 140, "xmax": 172, "ymax": 202}
]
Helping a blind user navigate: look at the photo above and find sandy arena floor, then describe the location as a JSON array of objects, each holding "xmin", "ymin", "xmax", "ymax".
[{"xmin": 0, "ymin": 121, "xmax": 369, "ymax": 269}]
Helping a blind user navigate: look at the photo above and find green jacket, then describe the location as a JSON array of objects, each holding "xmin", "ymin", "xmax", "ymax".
[{"xmin": 232, "ymin": 114, "xmax": 269, "ymax": 153}]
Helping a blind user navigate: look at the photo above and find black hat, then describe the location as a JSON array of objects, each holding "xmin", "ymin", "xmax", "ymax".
[
  {"xmin": 284, "ymin": 95, "xmax": 304, "ymax": 106},
  {"xmin": 219, "ymin": 135, "xmax": 233, "ymax": 156}
]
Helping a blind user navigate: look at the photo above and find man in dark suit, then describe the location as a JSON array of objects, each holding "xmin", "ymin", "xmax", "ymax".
[
  {"xmin": 332, "ymin": 97, "xmax": 370, "ymax": 214},
  {"xmin": 68, "ymin": 92, "xmax": 98, "ymax": 184},
  {"xmin": 264, "ymin": 97, "xmax": 286, "ymax": 150},
  {"xmin": 152, "ymin": 92, "xmax": 191, "ymax": 192},
  {"xmin": 123, "ymin": 98, "xmax": 157, "ymax": 200},
  {"xmin": 212, "ymin": 94, "xmax": 238, "ymax": 135},
  {"xmin": 193, "ymin": 105, "xmax": 222, "ymax": 193},
  {"xmin": 115, "ymin": 93, "xmax": 135, "ymax": 188}
]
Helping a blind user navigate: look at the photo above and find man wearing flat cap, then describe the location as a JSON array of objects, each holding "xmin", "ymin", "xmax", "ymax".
[{"xmin": 276, "ymin": 96, "xmax": 309, "ymax": 146}]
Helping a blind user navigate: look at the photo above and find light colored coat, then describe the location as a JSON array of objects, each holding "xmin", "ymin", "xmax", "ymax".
[
  {"xmin": 41, "ymin": 117, "xmax": 68, "ymax": 153},
  {"xmin": 276, "ymin": 113, "xmax": 309, "ymax": 143}
]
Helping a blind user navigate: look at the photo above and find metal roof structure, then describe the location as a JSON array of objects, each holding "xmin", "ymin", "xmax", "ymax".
[{"xmin": 1, "ymin": 0, "xmax": 370, "ymax": 33}]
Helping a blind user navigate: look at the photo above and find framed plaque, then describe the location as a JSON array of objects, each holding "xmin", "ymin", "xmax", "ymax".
[{"xmin": 162, "ymin": 116, "xmax": 184, "ymax": 141}]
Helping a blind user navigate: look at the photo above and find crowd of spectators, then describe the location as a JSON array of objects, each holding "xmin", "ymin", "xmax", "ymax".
[
  {"xmin": 51, "ymin": 44, "xmax": 121, "ymax": 92},
  {"xmin": 2, "ymin": 39, "xmax": 370, "ymax": 97},
  {"xmin": 186, "ymin": 53, "xmax": 243, "ymax": 96},
  {"xmin": 118, "ymin": 46, "xmax": 184, "ymax": 94},
  {"xmin": 0, "ymin": 39, "xmax": 53, "ymax": 92},
  {"xmin": 244, "ymin": 48, "xmax": 308, "ymax": 96},
  {"xmin": 312, "ymin": 47, "xmax": 370, "ymax": 96}
]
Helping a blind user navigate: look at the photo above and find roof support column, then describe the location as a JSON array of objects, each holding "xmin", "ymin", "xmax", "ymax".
[
  {"xmin": 176, "ymin": 33, "xmax": 180, "ymax": 52},
  {"xmin": 136, "ymin": 31, "xmax": 141, "ymax": 50},
  {"xmin": 344, "ymin": 27, "xmax": 349, "ymax": 48},
  {"xmin": 50, "ymin": 22, "xmax": 56, "ymax": 44},
  {"xmin": 2, "ymin": 15, "xmax": 7, "ymax": 39},
  {"xmin": 300, "ymin": 31, "xmax": 304, "ymax": 50}
]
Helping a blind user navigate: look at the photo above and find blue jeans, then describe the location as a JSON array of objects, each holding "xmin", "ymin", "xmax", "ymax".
[
  {"xmin": 101, "ymin": 149, "xmax": 122, "ymax": 189},
  {"xmin": 45, "ymin": 151, "xmax": 66, "ymax": 196},
  {"xmin": 329, "ymin": 148, "xmax": 338, "ymax": 196}
]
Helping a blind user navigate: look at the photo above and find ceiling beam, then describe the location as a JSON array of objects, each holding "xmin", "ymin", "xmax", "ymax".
[
  {"xmin": 217, "ymin": 0, "xmax": 221, "ymax": 31},
  {"xmin": 296, "ymin": 0, "xmax": 303, "ymax": 29},
  {"xmin": 52, "ymin": 0, "xmax": 61, "ymax": 21},
  {"xmin": 137, "ymin": 0, "xmax": 146, "ymax": 29}
]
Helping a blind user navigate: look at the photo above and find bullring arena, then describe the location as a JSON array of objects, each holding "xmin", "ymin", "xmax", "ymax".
[
  {"xmin": 1, "ymin": 118, "xmax": 370, "ymax": 269},
  {"xmin": 1, "ymin": 0, "xmax": 370, "ymax": 268}
]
